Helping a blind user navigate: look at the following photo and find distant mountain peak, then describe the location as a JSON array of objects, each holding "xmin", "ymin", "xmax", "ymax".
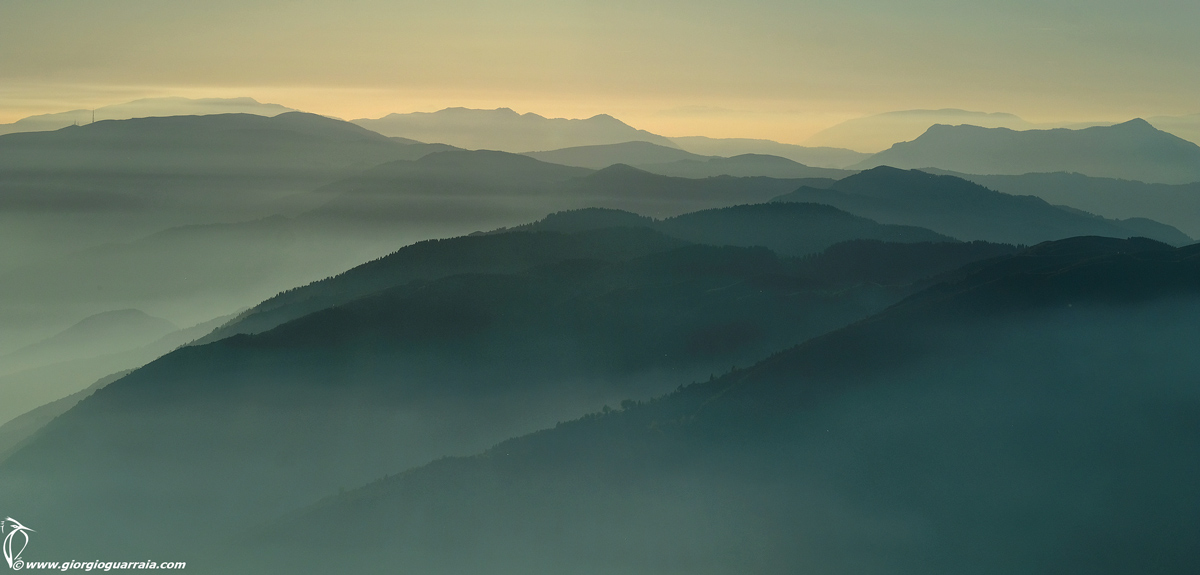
[
  {"xmin": 668, "ymin": 136, "xmax": 870, "ymax": 169},
  {"xmin": 1110, "ymin": 118, "xmax": 1155, "ymax": 130},
  {"xmin": 585, "ymin": 113, "xmax": 623, "ymax": 124},
  {"xmin": 2, "ymin": 308, "xmax": 178, "ymax": 371},
  {"xmin": 588, "ymin": 163, "xmax": 653, "ymax": 177},
  {"xmin": 926, "ymin": 122, "xmax": 999, "ymax": 130},
  {"xmin": 350, "ymin": 108, "xmax": 678, "ymax": 152},
  {"xmin": 74, "ymin": 308, "xmax": 164, "ymax": 324},
  {"xmin": 806, "ymin": 109, "xmax": 1037, "ymax": 152},
  {"xmin": 830, "ymin": 165, "xmax": 992, "ymax": 201},
  {"xmin": 854, "ymin": 120, "xmax": 1200, "ymax": 184},
  {"xmin": 120, "ymin": 96, "xmax": 273, "ymax": 107},
  {"xmin": 774, "ymin": 167, "xmax": 1190, "ymax": 245},
  {"xmin": 843, "ymin": 165, "xmax": 931, "ymax": 185},
  {"xmin": 884, "ymin": 108, "xmax": 1026, "ymax": 120},
  {"xmin": 856, "ymin": 165, "xmax": 912, "ymax": 176},
  {"xmin": 446, "ymin": 106, "xmax": 517, "ymax": 114},
  {"xmin": 0, "ymin": 96, "xmax": 296, "ymax": 136}
]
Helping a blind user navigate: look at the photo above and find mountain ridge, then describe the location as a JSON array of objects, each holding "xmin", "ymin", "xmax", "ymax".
[
  {"xmin": 774, "ymin": 166, "xmax": 1192, "ymax": 245},
  {"xmin": 854, "ymin": 119, "xmax": 1200, "ymax": 184},
  {"xmin": 0, "ymin": 97, "xmax": 297, "ymax": 136},
  {"xmin": 222, "ymin": 236, "xmax": 1200, "ymax": 575},
  {"xmin": 925, "ymin": 170, "xmax": 1200, "ymax": 238},
  {"xmin": 0, "ymin": 225, "xmax": 1012, "ymax": 559},
  {"xmin": 668, "ymin": 136, "xmax": 869, "ymax": 168},
  {"xmin": 351, "ymin": 107, "xmax": 678, "ymax": 152}
]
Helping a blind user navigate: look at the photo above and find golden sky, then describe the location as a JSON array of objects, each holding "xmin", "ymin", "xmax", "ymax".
[{"xmin": 3, "ymin": 0, "xmax": 1198, "ymax": 142}]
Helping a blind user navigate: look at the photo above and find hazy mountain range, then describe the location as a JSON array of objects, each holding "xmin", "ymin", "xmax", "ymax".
[
  {"xmin": 350, "ymin": 107, "xmax": 679, "ymax": 152},
  {"xmin": 224, "ymin": 236, "xmax": 1200, "ymax": 575},
  {"xmin": 2, "ymin": 98, "xmax": 870, "ymax": 168},
  {"xmin": 932, "ymin": 170, "xmax": 1200, "ymax": 239},
  {"xmin": 1, "ymin": 99, "xmax": 1199, "ymax": 573},
  {"xmin": 1146, "ymin": 113, "xmax": 1200, "ymax": 149},
  {"xmin": 523, "ymin": 141, "xmax": 851, "ymax": 178},
  {"xmin": 806, "ymin": 109, "xmax": 1041, "ymax": 153},
  {"xmin": 0, "ymin": 370, "xmax": 132, "ymax": 463},
  {"xmin": 0, "ymin": 313, "xmax": 233, "ymax": 428},
  {"xmin": 806, "ymin": 108, "xmax": 1200, "ymax": 152},
  {"xmin": 7, "ymin": 98, "xmax": 1198, "ymax": 176},
  {"xmin": 1, "ymin": 108, "xmax": 1190, "ymax": 401},
  {"xmin": 775, "ymin": 166, "xmax": 1190, "ymax": 246},
  {"xmin": 0, "ymin": 111, "xmax": 439, "ymax": 230},
  {"xmin": 306, "ymin": 147, "xmax": 830, "ymax": 223},
  {"xmin": 0, "ymin": 112, "xmax": 452, "ymax": 368},
  {"xmin": 525, "ymin": 140, "xmax": 708, "ymax": 168},
  {"xmin": 854, "ymin": 119, "xmax": 1200, "ymax": 185},
  {"xmin": 0, "ymin": 212, "xmax": 1015, "ymax": 560},
  {"xmin": 6, "ymin": 216, "xmax": 1198, "ymax": 573},
  {"xmin": 349, "ymin": 107, "xmax": 874, "ymax": 168},
  {"xmin": 0, "ymin": 309, "xmax": 176, "ymax": 377},
  {"xmin": 639, "ymin": 153, "xmax": 851, "ymax": 179},
  {"xmin": 0, "ymin": 97, "xmax": 295, "ymax": 136},
  {"xmin": 668, "ymin": 136, "xmax": 869, "ymax": 168},
  {"xmin": 0, "ymin": 111, "xmax": 865, "ymax": 408},
  {"xmin": 200, "ymin": 203, "xmax": 950, "ymax": 346}
]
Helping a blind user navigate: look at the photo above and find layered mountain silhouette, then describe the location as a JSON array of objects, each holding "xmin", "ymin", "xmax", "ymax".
[
  {"xmin": 0, "ymin": 97, "xmax": 296, "ymax": 136},
  {"xmin": 312, "ymin": 149, "xmax": 590, "ymax": 207},
  {"xmin": 854, "ymin": 119, "xmax": 1200, "ymax": 184},
  {"xmin": 302, "ymin": 150, "xmax": 596, "ymax": 236},
  {"xmin": 567, "ymin": 164, "xmax": 824, "ymax": 217},
  {"xmin": 1, "ymin": 309, "xmax": 176, "ymax": 376},
  {"xmin": 0, "ymin": 211, "xmax": 442, "ymax": 421},
  {"xmin": 522, "ymin": 142, "xmax": 852, "ymax": 179},
  {"xmin": 309, "ymin": 151, "xmax": 836, "ymax": 221},
  {"xmin": 0, "ymin": 112, "xmax": 458, "ymax": 365},
  {"xmin": 226, "ymin": 237, "xmax": 1200, "ymax": 575},
  {"xmin": 806, "ymin": 109, "xmax": 1039, "ymax": 153},
  {"xmin": 202, "ymin": 203, "xmax": 952, "ymax": 344},
  {"xmin": 0, "ymin": 370, "xmax": 132, "ymax": 463},
  {"xmin": 4, "ymin": 94, "xmax": 1200, "ymax": 575},
  {"xmin": 0, "ymin": 111, "xmax": 431, "ymax": 176},
  {"xmin": 0, "ymin": 130, "xmax": 854, "ymax": 388},
  {"xmin": 653, "ymin": 203, "xmax": 949, "ymax": 253},
  {"xmin": 1147, "ymin": 113, "xmax": 1200, "ymax": 146},
  {"xmin": 774, "ymin": 167, "xmax": 1191, "ymax": 245},
  {"xmin": 351, "ymin": 107, "xmax": 678, "ymax": 152},
  {"xmin": 196, "ymin": 227, "xmax": 686, "ymax": 343},
  {"xmin": 0, "ymin": 112, "xmax": 447, "ymax": 223},
  {"xmin": 638, "ymin": 153, "xmax": 851, "ymax": 179},
  {"xmin": 524, "ymin": 141, "xmax": 711, "ymax": 169},
  {"xmin": 801, "ymin": 107, "xmax": 1200, "ymax": 153},
  {"xmin": 0, "ymin": 214, "xmax": 385, "ymax": 337},
  {"xmin": 669, "ymin": 136, "xmax": 869, "ymax": 168},
  {"xmin": 928, "ymin": 170, "xmax": 1200, "ymax": 239},
  {"xmin": 494, "ymin": 205, "xmax": 949, "ymax": 256},
  {"xmin": 0, "ymin": 221, "xmax": 1011, "ymax": 560},
  {"xmin": 0, "ymin": 313, "xmax": 233, "ymax": 429}
]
